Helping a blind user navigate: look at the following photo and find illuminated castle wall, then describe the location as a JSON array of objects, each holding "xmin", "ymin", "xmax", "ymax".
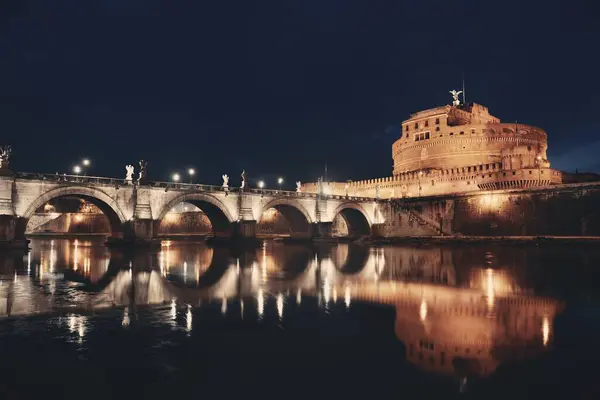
[{"xmin": 302, "ymin": 102, "xmax": 563, "ymax": 198}]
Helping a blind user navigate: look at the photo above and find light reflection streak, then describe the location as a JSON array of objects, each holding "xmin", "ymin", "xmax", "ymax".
[
  {"xmin": 486, "ymin": 268, "xmax": 495, "ymax": 310},
  {"xmin": 542, "ymin": 316, "xmax": 550, "ymax": 346},
  {"xmin": 419, "ymin": 298, "xmax": 427, "ymax": 321},
  {"xmin": 221, "ymin": 297, "xmax": 227, "ymax": 315},
  {"xmin": 276, "ymin": 293, "xmax": 284, "ymax": 320},
  {"xmin": 170, "ymin": 299, "xmax": 176, "ymax": 320},
  {"xmin": 122, "ymin": 307, "xmax": 130, "ymax": 327},
  {"xmin": 186, "ymin": 305, "xmax": 192, "ymax": 332},
  {"xmin": 27, "ymin": 252, "xmax": 31, "ymax": 275},
  {"xmin": 296, "ymin": 289, "xmax": 301, "ymax": 305},
  {"xmin": 257, "ymin": 288, "xmax": 264, "ymax": 318},
  {"xmin": 344, "ymin": 286, "xmax": 351, "ymax": 308}
]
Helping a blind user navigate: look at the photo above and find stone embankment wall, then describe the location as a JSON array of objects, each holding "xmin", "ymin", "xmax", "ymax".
[{"xmin": 379, "ymin": 183, "xmax": 600, "ymax": 237}]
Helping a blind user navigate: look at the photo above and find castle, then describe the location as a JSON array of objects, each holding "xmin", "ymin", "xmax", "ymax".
[{"xmin": 302, "ymin": 97, "xmax": 563, "ymax": 198}]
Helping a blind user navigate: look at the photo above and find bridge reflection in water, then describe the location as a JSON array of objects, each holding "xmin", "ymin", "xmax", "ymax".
[{"xmin": 0, "ymin": 238, "xmax": 569, "ymax": 381}]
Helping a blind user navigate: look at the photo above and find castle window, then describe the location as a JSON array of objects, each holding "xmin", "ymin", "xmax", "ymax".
[
  {"xmin": 503, "ymin": 172, "xmax": 506, "ymax": 176},
  {"xmin": 529, "ymin": 170, "xmax": 532, "ymax": 174},
  {"xmin": 405, "ymin": 125, "xmax": 409, "ymax": 132},
  {"xmin": 471, "ymin": 129, "xmax": 475, "ymax": 134},
  {"xmin": 436, "ymin": 127, "xmax": 440, "ymax": 132},
  {"xmin": 460, "ymin": 131, "xmax": 464, "ymax": 135},
  {"xmin": 425, "ymin": 132, "xmax": 430, "ymax": 139},
  {"xmin": 425, "ymin": 120, "xmax": 429, "ymax": 127},
  {"xmin": 435, "ymin": 118, "xmax": 440, "ymax": 124},
  {"xmin": 468, "ymin": 166, "xmax": 471, "ymax": 172},
  {"xmin": 499, "ymin": 162, "xmax": 503, "ymax": 169},
  {"xmin": 449, "ymin": 132, "xmax": 454, "ymax": 136},
  {"xmin": 415, "ymin": 122, "xmax": 418, "ymax": 129},
  {"xmin": 513, "ymin": 171, "xmax": 516, "ymax": 175},
  {"xmin": 431, "ymin": 180, "xmax": 435, "ymax": 186},
  {"xmin": 485, "ymin": 164, "xmax": 489, "ymax": 170}
]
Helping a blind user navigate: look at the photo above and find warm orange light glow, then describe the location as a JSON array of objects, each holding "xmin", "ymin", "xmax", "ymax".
[{"xmin": 276, "ymin": 293, "xmax": 284, "ymax": 320}]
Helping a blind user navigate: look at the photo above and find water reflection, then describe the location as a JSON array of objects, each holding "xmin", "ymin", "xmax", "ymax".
[{"xmin": 0, "ymin": 238, "xmax": 587, "ymax": 381}]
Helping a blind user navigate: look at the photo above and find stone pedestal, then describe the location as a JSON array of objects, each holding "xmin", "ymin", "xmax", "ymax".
[
  {"xmin": 371, "ymin": 223, "xmax": 387, "ymax": 238},
  {"xmin": 105, "ymin": 218, "xmax": 161, "ymax": 248},
  {"xmin": 232, "ymin": 220, "xmax": 257, "ymax": 239},
  {"xmin": 0, "ymin": 215, "xmax": 29, "ymax": 250},
  {"xmin": 312, "ymin": 222, "xmax": 333, "ymax": 238}
]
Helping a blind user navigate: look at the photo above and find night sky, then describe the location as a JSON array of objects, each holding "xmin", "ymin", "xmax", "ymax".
[{"xmin": 1, "ymin": 1, "xmax": 599, "ymax": 187}]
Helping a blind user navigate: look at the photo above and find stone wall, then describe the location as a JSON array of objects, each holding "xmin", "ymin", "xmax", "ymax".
[
  {"xmin": 381, "ymin": 183, "xmax": 600, "ymax": 237},
  {"xmin": 157, "ymin": 211, "xmax": 212, "ymax": 235}
]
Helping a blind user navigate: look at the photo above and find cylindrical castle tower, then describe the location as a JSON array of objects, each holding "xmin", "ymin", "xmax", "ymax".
[{"xmin": 392, "ymin": 103, "xmax": 550, "ymax": 174}]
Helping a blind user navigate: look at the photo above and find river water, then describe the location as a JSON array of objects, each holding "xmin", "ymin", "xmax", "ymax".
[{"xmin": 1, "ymin": 238, "xmax": 599, "ymax": 399}]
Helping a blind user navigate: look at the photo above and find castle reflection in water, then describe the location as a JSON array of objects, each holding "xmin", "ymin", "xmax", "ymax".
[{"xmin": 0, "ymin": 238, "xmax": 569, "ymax": 379}]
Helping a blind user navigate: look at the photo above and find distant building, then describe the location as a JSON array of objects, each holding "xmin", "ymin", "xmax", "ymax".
[{"xmin": 302, "ymin": 101, "xmax": 564, "ymax": 198}]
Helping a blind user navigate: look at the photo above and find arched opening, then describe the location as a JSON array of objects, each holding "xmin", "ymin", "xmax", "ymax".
[
  {"xmin": 332, "ymin": 206, "xmax": 371, "ymax": 237},
  {"xmin": 258, "ymin": 202, "xmax": 312, "ymax": 239},
  {"xmin": 25, "ymin": 197, "xmax": 113, "ymax": 237},
  {"xmin": 158, "ymin": 202, "xmax": 213, "ymax": 236},
  {"xmin": 20, "ymin": 188, "xmax": 126, "ymax": 240},
  {"xmin": 157, "ymin": 194, "xmax": 234, "ymax": 238}
]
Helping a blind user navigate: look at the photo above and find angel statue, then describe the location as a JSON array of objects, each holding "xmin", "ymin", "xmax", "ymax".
[
  {"xmin": 125, "ymin": 165, "xmax": 135, "ymax": 184},
  {"xmin": 222, "ymin": 174, "xmax": 229, "ymax": 188},
  {"xmin": 449, "ymin": 89, "xmax": 463, "ymax": 107},
  {"xmin": 296, "ymin": 181, "xmax": 302, "ymax": 193},
  {"xmin": 137, "ymin": 160, "xmax": 147, "ymax": 183},
  {"xmin": 0, "ymin": 145, "xmax": 12, "ymax": 169},
  {"xmin": 240, "ymin": 170, "xmax": 247, "ymax": 190}
]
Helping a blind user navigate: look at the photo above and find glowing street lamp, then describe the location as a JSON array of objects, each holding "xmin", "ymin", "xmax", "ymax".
[
  {"xmin": 73, "ymin": 165, "xmax": 82, "ymax": 175},
  {"xmin": 277, "ymin": 177, "xmax": 283, "ymax": 191},
  {"xmin": 82, "ymin": 159, "xmax": 90, "ymax": 167},
  {"xmin": 172, "ymin": 173, "xmax": 181, "ymax": 182},
  {"xmin": 258, "ymin": 180, "xmax": 265, "ymax": 189},
  {"xmin": 188, "ymin": 168, "xmax": 195, "ymax": 183}
]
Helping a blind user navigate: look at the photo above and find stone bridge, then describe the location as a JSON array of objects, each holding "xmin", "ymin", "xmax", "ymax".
[{"xmin": 0, "ymin": 172, "xmax": 385, "ymax": 247}]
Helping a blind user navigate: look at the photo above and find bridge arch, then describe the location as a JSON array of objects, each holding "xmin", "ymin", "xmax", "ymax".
[
  {"xmin": 259, "ymin": 198, "xmax": 313, "ymax": 237},
  {"xmin": 157, "ymin": 193, "xmax": 235, "ymax": 237},
  {"xmin": 19, "ymin": 186, "xmax": 128, "ymax": 238},
  {"xmin": 332, "ymin": 202, "xmax": 372, "ymax": 237}
]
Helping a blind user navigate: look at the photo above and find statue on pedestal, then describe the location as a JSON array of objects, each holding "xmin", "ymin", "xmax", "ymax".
[
  {"xmin": 0, "ymin": 145, "xmax": 12, "ymax": 170},
  {"xmin": 222, "ymin": 174, "xmax": 229, "ymax": 188},
  {"xmin": 375, "ymin": 184, "xmax": 380, "ymax": 199},
  {"xmin": 137, "ymin": 160, "xmax": 147, "ymax": 183},
  {"xmin": 317, "ymin": 177, "xmax": 323, "ymax": 195},
  {"xmin": 296, "ymin": 181, "xmax": 302, "ymax": 193},
  {"xmin": 125, "ymin": 165, "xmax": 134, "ymax": 184},
  {"xmin": 240, "ymin": 170, "xmax": 247, "ymax": 190}
]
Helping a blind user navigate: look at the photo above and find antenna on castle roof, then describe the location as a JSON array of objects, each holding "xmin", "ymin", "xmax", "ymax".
[{"xmin": 462, "ymin": 71, "xmax": 466, "ymax": 105}]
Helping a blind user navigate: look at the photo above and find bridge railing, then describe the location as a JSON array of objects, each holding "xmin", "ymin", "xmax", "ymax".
[
  {"xmin": 16, "ymin": 172, "xmax": 126, "ymax": 185},
  {"xmin": 14, "ymin": 173, "xmax": 375, "ymax": 201}
]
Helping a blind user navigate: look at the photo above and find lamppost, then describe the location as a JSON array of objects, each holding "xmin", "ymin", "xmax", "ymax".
[
  {"xmin": 82, "ymin": 159, "xmax": 90, "ymax": 175},
  {"xmin": 188, "ymin": 168, "xmax": 195, "ymax": 184},
  {"xmin": 172, "ymin": 173, "xmax": 181, "ymax": 183},
  {"xmin": 277, "ymin": 177, "xmax": 283, "ymax": 192}
]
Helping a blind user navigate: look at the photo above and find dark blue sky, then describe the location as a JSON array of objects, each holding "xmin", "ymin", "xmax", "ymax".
[{"xmin": 1, "ymin": 0, "xmax": 599, "ymax": 187}]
